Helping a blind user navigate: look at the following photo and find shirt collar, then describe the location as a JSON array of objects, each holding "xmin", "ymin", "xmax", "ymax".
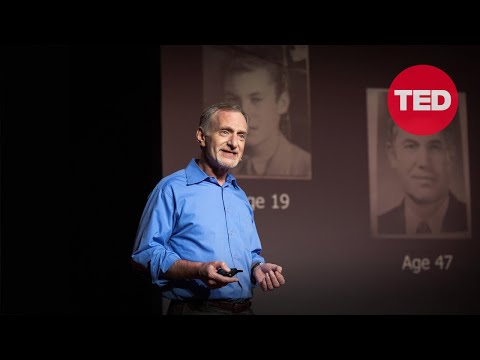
[
  {"xmin": 226, "ymin": 173, "xmax": 240, "ymax": 189},
  {"xmin": 185, "ymin": 158, "xmax": 239, "ymax": 189},
  {"xmin": 404, "ymin": 195, "xmax": 450, "ymax": 234}
]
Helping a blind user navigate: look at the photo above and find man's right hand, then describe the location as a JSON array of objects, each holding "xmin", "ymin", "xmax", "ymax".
[
  {"xmin": 199, "ymin": 261, "xmax": 239, "ymax": 288},
  {"xmin": 166, "ymin": 260, "xmax": 238, "ymax": 288}
]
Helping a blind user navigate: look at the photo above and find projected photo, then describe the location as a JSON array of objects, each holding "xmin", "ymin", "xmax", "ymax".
[
  {"xmin": 367, "ymin": 88, "xmax": 472, "ymax": 239},
  {"xmin": 202, "ymin": 45, "xmax": 312, "ymax": 180}
]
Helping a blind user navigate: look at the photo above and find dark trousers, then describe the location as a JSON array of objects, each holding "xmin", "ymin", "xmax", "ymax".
[{"xmin": 167, "ymin": 299, "xmax": 254, "ymax": 315}]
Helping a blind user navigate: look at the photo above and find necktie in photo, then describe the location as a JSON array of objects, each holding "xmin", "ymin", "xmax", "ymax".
[{"xmin": 416, "ymin": 221, "xmax": 432, "ymax": 234}]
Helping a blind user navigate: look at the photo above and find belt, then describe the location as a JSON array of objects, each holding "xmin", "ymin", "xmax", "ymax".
[
  {"xmin": 172, "ymin": 299, "xmax": 252, "ymax": 314},
  {"xmin": 207, "ymin": 300, "xmax": 252, "ymax": 313}
]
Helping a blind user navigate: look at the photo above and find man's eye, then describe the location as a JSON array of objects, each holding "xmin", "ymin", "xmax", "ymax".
[
  {"xmin": 429, "ymin": 143, "xmax": 443, "ymax": 150},
  {"xmin": 225, "ymin": 96, "xmax": 238, "ymax": 103}
]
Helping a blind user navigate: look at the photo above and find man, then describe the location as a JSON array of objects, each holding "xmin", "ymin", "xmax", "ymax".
[
  {"xmin": 222, "ymin": 50, "xmax": 311, "ymax": 179},
  {"xmin": 132, "ymin": 103, "xmax": 285, "ymax": 315},
  {"xmin": 378, "ymin": 119, "xmax": 467, "ymax": 235}
]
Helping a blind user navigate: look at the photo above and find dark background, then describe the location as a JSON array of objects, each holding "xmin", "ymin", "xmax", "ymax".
[
  {"xmin": 2, "ymin": 45, "xmax": 164, "ymax": 315},
  {"xmin": 1, "ymin": 44, "xmax": 479, "ymax": 315},
  {"xmin": 70, "ymin": 45, "xmax": 164, "ymax": 314}
]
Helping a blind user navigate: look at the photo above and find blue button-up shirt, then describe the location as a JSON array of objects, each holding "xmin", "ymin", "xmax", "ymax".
[{"xmin": 132, "ymin": 158, "xmax": 265, "ymax": 300}]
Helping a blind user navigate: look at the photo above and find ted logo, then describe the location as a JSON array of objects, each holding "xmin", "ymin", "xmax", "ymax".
[{"xmin": 388, "ymin": 65, "xmax": 458, "ymax": 136}]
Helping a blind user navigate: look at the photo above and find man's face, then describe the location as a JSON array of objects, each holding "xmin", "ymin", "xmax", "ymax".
[
  {"xmin": 200, "ymin": 110, "xmax": 248, "ymax": 170},
  {"xmin": 388, "ymin": 126, "xmax": 452, "ymax": 203},
  {"xmin": 224, "ymin": 68, "xmax": 288, "ymax": 147}
]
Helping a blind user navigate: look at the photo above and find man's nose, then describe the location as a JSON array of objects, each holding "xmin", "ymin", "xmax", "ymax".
[
  {"xmin": 416, "ymin": 147, "xmax": 431, "ymax": 168},
  {"xmin": 240, "ymin": 102, "xmax": 254, "ymax": 126},
  {"xmin": 227, "ymin": 135, "xmax": 239, "ymax": 148}
]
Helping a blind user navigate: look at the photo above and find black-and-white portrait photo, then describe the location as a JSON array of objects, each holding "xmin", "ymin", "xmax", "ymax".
[
  {"xmin": 202, "ymin": 45, "xmax": 312, "ymax": 180},
  {"xmin": 367, "ymin": 88, "xmax": 472, "ymax": 238}
]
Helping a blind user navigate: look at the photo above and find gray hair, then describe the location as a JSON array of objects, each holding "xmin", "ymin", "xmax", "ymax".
[
  {"xmin": 199, "ymin": 102, "xmax": 249, "ymax": 134},
  {"xmin": 385, "ymin": 115, "xmax": 455, "ymax": 154}
]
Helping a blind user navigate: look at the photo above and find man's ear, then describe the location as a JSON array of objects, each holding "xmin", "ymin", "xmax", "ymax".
[
  {"xmin": 276, "ymin": 90, "xmax": 290, "ymax": 115},
  {"xmin": 196, "ymin": 128, "xmax": 206, "ymax": 147},
  {"xmin": 386, "ymin": 142, "xmax": 398, "ymax": 169},
  {"xmin": 446, "ymin": 142, "xmax": 455, "ymax": 165}
]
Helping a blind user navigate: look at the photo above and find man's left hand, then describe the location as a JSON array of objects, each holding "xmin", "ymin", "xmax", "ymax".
[{"xmin": 253, "ymin": 263, "xmax": 286, "ymax": 291}]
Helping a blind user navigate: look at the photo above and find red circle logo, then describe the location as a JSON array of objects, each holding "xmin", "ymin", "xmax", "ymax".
[{"xmin": 387, "ymin": 64, "xmax": 458, "ymax": 136}]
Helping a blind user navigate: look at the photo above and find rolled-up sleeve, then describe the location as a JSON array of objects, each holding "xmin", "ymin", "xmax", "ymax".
[
  {"xmin": 250, "ymin": 215, "xmax": 265, "ymax": 266},
  {"xmin": 132, "ymin": 184, "xmax": 180, "ymax": 286}
]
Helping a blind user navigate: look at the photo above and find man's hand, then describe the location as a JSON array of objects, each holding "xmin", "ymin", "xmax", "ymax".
[
  {"xmin": 166, "ymin": 260, "xmax": 239, "ymax": 289},
  {"xmin": 198, "ymin": 261, "xmax": 239, "ymax": 289},
  {"xmin": 253, "ymin": 263, "xmax": 286, "ymax": 291}
]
